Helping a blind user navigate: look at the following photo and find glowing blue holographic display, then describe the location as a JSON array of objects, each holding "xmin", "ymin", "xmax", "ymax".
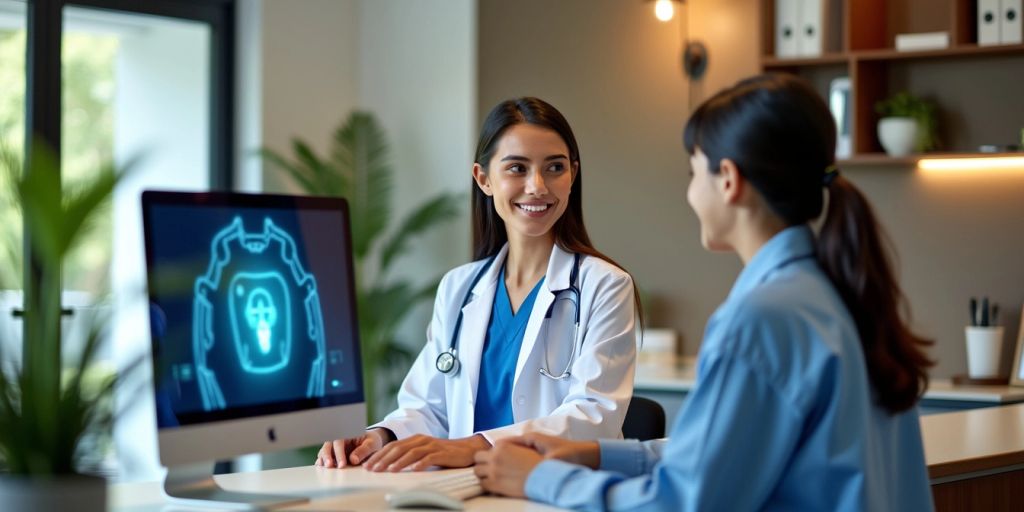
[
  {"xmin": 228, "ymin": 273, "xmax": 291, "ymax": 373},
  {"xmin": 193, "ymin": 217, "xmax": 327, "ymax": 411}
]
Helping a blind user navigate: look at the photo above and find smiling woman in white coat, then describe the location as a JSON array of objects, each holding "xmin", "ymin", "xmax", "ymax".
[{"xmin": 315, "ymin": 97, "xmax": 641, "ymax": 472}]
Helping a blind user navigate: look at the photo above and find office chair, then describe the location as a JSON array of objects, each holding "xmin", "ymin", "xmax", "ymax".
[{"xmin": 622, "ymin": 395, "xmax": 667, "ymax": 441}]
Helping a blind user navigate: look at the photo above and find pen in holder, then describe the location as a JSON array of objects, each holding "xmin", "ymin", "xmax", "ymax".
[{"xmin": 965, "ymin": 296, "xmax": 1003, "ymax": 379}]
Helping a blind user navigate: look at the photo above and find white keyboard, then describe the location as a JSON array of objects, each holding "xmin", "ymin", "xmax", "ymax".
[
  {"xmin": 422, "ymin": 470, "xmax": 484, "ymax": 500},
  {"xmin": 385, "ymin": 470, "xmax": 484, "ymax": 510}
]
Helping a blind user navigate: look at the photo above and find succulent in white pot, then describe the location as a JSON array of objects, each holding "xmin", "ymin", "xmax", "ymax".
[
  {"xmin": 874, "ymin": 92, "xmax": 938, "ymax": 157},
  {"xmin": 876, "ymin": 117, "xmax": 918, "ymax": 157}
]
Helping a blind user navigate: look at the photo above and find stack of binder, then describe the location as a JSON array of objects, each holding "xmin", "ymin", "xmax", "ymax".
[
  {"xmin": 775, "ymin": 0, "xmax": 824, "ymax": 57},
  {"xmin": 979, "ymin": 0, "xmax": 1023, "ymax": 46}
]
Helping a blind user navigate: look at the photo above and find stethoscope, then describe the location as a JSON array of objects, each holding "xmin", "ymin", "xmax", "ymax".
[{"xmin": 435, "ymin": 252, "xmax": 582, "ymax": 380}]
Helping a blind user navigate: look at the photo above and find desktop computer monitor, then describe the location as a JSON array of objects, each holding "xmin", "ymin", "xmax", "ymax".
[{"xmin": 142, "ymin": 191, "xmax": 366, "ymax": 509}]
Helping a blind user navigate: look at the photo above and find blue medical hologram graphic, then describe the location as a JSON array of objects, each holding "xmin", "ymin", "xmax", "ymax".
[
  {"xmin": 192, "ymin": 216, "xmax": 327, "ymax": 411},
  {"xmin": 228, "ymin": 272, "xmax": 292, "ymax": 374}
]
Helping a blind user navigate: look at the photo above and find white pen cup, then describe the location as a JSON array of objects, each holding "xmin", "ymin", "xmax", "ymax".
[{"xmin": 965, "ymin": 326, "xmax": 1004, "ymax": 378}]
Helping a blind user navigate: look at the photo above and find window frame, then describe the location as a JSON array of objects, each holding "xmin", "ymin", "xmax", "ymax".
[{"xmin": 22, "ymin": 0, "xmax": 235, "ymax": 353}]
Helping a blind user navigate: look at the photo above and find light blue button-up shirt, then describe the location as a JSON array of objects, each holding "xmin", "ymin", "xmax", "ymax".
[{"xmin": 525, "ymin": 226, "xmax": 933, "ymax": 511}]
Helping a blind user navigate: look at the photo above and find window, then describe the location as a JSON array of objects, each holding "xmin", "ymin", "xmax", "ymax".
[
  {"xmin": 0, "ymin": 0, "xmax": 25, "ymax": 371},
  {"xmin": 5, "ymin": 0, "xmax": 235, "ymax": 481}
]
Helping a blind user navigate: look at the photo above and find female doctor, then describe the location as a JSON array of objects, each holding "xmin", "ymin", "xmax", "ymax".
[{"xmin": 316, "ymin": 97, "xmax": 640, "ymax": 472}]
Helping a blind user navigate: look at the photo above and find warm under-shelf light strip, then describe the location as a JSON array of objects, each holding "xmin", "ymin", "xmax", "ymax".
[{"xmin": 917, "ymin": 156, "xmax": 1024, "ymax": 173}]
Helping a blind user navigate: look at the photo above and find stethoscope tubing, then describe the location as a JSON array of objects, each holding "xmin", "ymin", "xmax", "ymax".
[{"xmin": 436, "ymin": 252, "xmax": 582, "ymax": 380}]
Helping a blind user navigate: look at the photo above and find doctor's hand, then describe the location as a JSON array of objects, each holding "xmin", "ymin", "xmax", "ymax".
[
  {"xmin": 363, "ymin": 433, "xmax": 491, "ymax": 472},
  {"xmin": 315, "ymin": 428, "xmax": 394, "ymax": 468},
  {"xmin": 518, "ymin": 432, "xmax": 601, "ymax": 469},
  {"xmin": 473, "ymin": 440, "xmax": 544, "ymax": 498}
]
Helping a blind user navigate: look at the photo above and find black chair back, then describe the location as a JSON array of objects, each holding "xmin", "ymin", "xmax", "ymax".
[{"xmin": 622, "ymin": 395, "xmax": 667, "ymax": 441}]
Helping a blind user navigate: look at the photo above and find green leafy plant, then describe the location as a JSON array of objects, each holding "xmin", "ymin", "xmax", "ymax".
[
  {"xmin": 0, "ymin": 140, "xmax": 126, "ymax": 475},
  {"xmin": 875, "ymin": 91, "xmax": 939, "ymax": 152},
  {"xmin": 261, "ymin": 112, "xmax": 462, "ymax": 422}
]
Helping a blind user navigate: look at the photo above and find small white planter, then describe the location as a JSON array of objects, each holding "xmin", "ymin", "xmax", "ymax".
[{"xmin": 877, "ymin": 117, "xmax": 918, "ymax": 157}]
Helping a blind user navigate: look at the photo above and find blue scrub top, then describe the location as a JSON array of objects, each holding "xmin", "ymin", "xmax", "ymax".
[
  {"xmin": 524, "ymin": 226, "xmax": 934, "ymax": 511},
  {"xmin": 473, "ymin": 267, "xmax": 545, "ymax": 432}
]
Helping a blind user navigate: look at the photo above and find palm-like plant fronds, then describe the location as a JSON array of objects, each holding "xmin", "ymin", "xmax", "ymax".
[
  {"xmin": 262, "ymin": 111, "xmax": 462, "ymax": 421},
  {"xmin": 0, "ymin": 141, "xmax": 131, "ymax": 475}
]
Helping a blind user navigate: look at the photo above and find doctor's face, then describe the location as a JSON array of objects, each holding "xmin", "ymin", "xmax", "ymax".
[{"xmin": 473, "ymin": 123, "xmax": 577, "ymax": 242}]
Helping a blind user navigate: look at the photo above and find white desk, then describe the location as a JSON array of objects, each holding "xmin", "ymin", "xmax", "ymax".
[
  {"xmin": 111, "ymin": 405, "xmax": 1024, "ymax": 511},
  {"xmin": 111, "ymin": 466, "xmax": 564, "ymax": 511}
]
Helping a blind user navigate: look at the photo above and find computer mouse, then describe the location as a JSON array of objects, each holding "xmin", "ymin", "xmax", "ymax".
[{"xmin": 384, "ymin": 489, "xmax": 465, "ymax": 510}]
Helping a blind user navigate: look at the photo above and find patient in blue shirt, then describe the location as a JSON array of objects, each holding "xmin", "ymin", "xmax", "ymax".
[{"xmin": 473, "ymin": 74, "xmax": 936, "ymax": 511}]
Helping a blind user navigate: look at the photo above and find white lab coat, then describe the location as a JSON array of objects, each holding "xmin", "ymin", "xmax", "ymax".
[{"xmin": 371, "ymin": 243, "xmax": 637, "ymax": 444}]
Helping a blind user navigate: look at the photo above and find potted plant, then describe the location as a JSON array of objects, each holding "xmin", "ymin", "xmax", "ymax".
[
  {"xmin": 261, "ymin": 112, "xmax": 462, "ymax": 422},
  {"xmin": 0, "ymin": 141, "xmax": 126, "ymax": 511},
  {"xmin": 875, "ymin": 91, "xmax": 939, "ymax": 157}
]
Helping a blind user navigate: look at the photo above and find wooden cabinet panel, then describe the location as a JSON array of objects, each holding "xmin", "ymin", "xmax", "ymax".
[{"xmin": 932, "ymin": 469, "xmax": 1024, "ymax": 512}]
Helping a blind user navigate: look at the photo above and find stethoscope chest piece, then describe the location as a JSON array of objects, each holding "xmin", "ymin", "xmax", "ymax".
[{"xmin": 436, "ymin": 349, "xmax": 460, "ymax": 376}]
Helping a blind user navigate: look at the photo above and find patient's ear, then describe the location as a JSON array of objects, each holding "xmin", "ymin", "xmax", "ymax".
[
  {"xmin": 472, "ymin": 164, "xmax": 492, "ymax": 196},
  {"xmin": 717, "ymin": 158, "xmax": 744, "ymax": 205}
]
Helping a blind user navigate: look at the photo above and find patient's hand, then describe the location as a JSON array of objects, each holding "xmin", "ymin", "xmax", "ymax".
[
  {"xmin": 315, "ymin": 427, "xmax": 393, "ymax": 468},
  {"xmin": 519, "ymin": 433, "xmax": 601, "ymax": 469},
  {"xmin": 363, "ymin": 433, "xmax": 491, "ymax": 472},
  {"xmin": 473, "ymin": 440, "xmax": 542, "ymax": 498}
]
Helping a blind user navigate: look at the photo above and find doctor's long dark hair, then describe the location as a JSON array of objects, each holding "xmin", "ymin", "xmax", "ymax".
[
  {"xmin": 472, "ymin": 97, "xmax": 643, "ymax": 326},
  {"xmin": 683, "ymin": 74, "xmax": 933, "ymax": 414}
]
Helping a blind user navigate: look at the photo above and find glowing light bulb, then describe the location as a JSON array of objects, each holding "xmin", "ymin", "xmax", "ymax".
[{"xmin": 655, "ymin": 0, "xmax": 674, "ymax": 22}]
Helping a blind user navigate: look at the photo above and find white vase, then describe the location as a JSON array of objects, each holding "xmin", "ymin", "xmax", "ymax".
[
  {"xmin": 0, "ymin": 474, "xmax": 106, "ymax": 511},
  {"xmin": 877, "ymin": 117, "xmax": 918, "ymax": 157}
]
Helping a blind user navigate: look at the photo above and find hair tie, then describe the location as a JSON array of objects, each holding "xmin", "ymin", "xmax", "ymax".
[{"xmin": 822, "ymin": 165, "xmax": 839, "ymax": 187}]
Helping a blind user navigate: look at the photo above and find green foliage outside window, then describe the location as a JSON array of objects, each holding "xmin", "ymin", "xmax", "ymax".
[{"xmin": 0, "ymin": 29, "xmax": 118, "ymax": 294}]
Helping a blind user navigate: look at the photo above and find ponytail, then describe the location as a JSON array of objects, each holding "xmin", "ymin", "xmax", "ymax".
[{"xmin": 818, "ymin": 176, "xmax": 933, "ymax": 413}]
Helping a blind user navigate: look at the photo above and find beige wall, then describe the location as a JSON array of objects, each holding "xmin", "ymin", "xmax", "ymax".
[
  {"xmin": 249, "ymin": 0, "xmax": 477, "ymax": 350},
  {"xmin": 258, "ymin": 0, "xmax": 360, "ymax": 194},
  {"xmin": 478, "ymin": 0, "xmax": 1024, "ymax": 377}
]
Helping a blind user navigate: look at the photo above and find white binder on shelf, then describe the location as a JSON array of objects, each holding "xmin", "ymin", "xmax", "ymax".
[
  {"xmin": 1002, "ymin": 0, "xmax": 1023, "ymax": 44},
  {"xmin": 978, "ymin": 0, "xmax": 1002, "ymax": 46},
  {"xmin": 798, "ymin": 0, "xmax": 823, "ymax": 57},
  {"xmin": 775, "ymin": 0, "xmax": 799, "ymax": 58}
]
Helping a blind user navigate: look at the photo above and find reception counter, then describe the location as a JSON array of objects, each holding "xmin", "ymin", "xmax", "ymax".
[
  {"xmin": 923, "ymin": 403, "xmax": 1024, "ymax": 510},
  {"xmin": 635, "ymin": 361, "xmax": 1024, "ymax": 510}
]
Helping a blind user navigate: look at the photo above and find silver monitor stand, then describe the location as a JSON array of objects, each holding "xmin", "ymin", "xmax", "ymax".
[{"xmin": 163, "ymin": 461, "xmax": 308, "ymax": 510}]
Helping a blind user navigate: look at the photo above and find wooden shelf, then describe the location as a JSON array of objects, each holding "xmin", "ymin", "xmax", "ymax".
[
  {"xmin": 762, "ymin": 44, "xmax": 1024, "ymax": 67},
  {"xmin": 761, "ymin": 0, "xmax": 1024, "ymax": 159},
  {"xmin": 838, "ymin": 152, "xmax": 1024, "ymax": 167},
  {"xmin": 854, "ymin": 43, "xmax": 1024, "ymax": 62},
  {"xmin": 839, "ymin": 153, "xmax": 918, "ymax": 166},
  {"xmin": 762, "ymin": 53, "xmax": 849, "ymax": 68}
]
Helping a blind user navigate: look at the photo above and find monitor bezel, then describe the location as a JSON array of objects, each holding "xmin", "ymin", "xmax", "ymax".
[{"xmin": 141, "ymin": 190, "xmax": 366, "ymax": 439}]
